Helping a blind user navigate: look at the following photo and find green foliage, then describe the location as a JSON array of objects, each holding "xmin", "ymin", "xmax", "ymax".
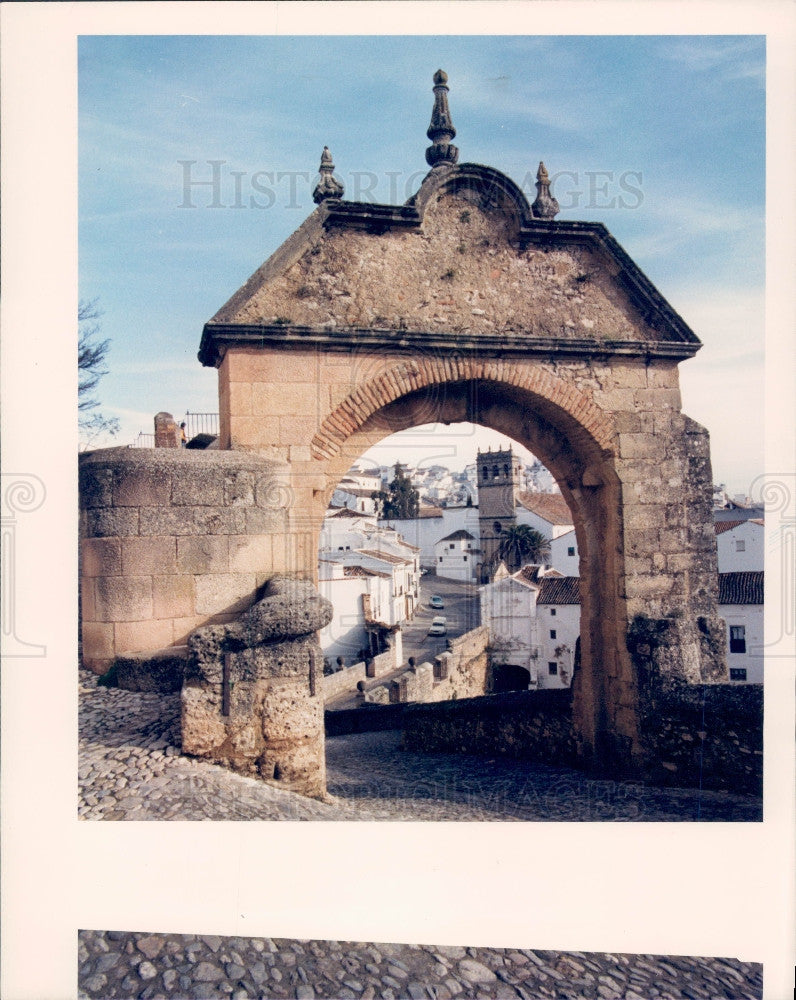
[
  {"xmin": 496, "ymin": 524, "xmax": 550, "ymax": 570},
  {"xmin": 372, "ymin": 463, "xmax": 420, "ymax": 519}
]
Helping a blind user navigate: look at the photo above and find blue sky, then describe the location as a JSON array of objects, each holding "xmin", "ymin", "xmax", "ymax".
[{"xmin": 79, "ymin": 34, "xmax": 765, "ymax": 492}]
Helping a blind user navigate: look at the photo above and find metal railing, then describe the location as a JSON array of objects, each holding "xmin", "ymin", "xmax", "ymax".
[
  {"xmin": 183, "ymin": 411, "xmax": 219, "ymax": 439},
  {"xmin": 131, "ymin": 432, "xmax": 155, "ymax": 448}
]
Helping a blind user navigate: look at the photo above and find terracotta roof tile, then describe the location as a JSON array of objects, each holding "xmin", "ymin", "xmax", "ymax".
[
  {"xmin": 719, "ymin": 571, "xmax": 763, "ymax": 605},
  {"xmin": 537, "ymin": 577, "xmax": 581, "ymax": 605},
  {"xmin": 516, "ymin": 491, "xmax": 573, "ymax": 525}
]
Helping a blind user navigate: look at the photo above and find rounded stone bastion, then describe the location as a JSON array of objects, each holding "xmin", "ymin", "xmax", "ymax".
[{"xmin": 78, "ymin": 446, "xmax": 295, "ymax": 675}]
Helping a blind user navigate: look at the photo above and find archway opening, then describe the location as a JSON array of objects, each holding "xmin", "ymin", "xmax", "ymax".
[{"xmin": 313, "ymin": 372, "xmax": 633, "ymax": 769}]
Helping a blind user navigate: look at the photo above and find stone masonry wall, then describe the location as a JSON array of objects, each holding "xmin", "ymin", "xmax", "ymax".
[
  {"xmin": 321, "ymin": 648, "xmax": 397, "ymax": 701},
  {"xmin": 79, "ymin": 448, "xmax": 292, "ymax": 674},
  {"xmin": 402, "ymin": 684, "xmax": 763, "ymax": 796}
]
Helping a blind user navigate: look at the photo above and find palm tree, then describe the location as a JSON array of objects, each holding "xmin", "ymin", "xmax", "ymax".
[{"xmin": 496, "ymin": 524, "xmax": 550, "ymax": 571}]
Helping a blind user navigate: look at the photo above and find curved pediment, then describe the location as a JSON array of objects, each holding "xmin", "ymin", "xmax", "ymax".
[{"xmin": 200, "ymin": 164, "xmax": 700, "ymax": 367}]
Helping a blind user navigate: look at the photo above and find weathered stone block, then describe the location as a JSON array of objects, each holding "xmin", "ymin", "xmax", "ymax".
[
  {"xmin": 152, "ymin": 574, "xmax": 195, "ymax": 620},
  {"xmin": 114, "ymin": 618, "xmax": 174, "ymax": 654},
  {"xmin": 81, "ymin": 537, "xmax": 122, "ymax": 577},
  {"xmin": 79, "ymin": 465, "xmax": 113, "ymax": 509},
  {"xmin": 194, "ymin": 573, "xmax": 257, "ymax": 615},
  {"xmin": 177, "ymin": 536, "xmax": 229, "ymax": 575},
  {"xmin": 619, "ymin": 433, "xmax": 661, "ymax": 460},
  {"xmin": 115, "ymin": 647, "xmax": 188, "ymax": 693},
  {"xmin": 171, "ymin": 467, "xmax": 224, "ymax": 506},
  {"xmin": 94, "ymin": 576, "xmax": 152, "ymax": 622},
  {"xmin": 227, "ymin": 380, "xmax": 253, "ymax": 416},
  {"xmin": 121, "ymin": 536, "xmax": 177, "ymax": 576},
  {"xmin": 191, "ymin": 506, "xmax": 246, "ymax": 536},
  {"xmin": 241, "ymin": 509, "xmax": 284, "ymax": 536},
  {"xmin": 224, "ymin": 469, "xmax": 256, "ymax": 506},
  {"xmin": 82, "ymin": 621, "xmax": 115, "ymax": 659},
  {"xmin": 113, "ymin": 466, "xmax": 172, "ymax": 507},
  {"xmin": 86, "ymin": 507, "xmax": 140, "ymax": 538},
  {"xmin": 228, "ymin": 534, "xmax": 273, "ymax": 573}
]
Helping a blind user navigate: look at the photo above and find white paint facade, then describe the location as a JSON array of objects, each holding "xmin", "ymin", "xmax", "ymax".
[
  {"xmin": 719, "ymin": 602, "xmax": 764, "ymax": 684},
  {"xmin": 715, "ymin": 520, "xmax": 764, "ymax": 572},
  {"xmin": 549, "ymin": 529, "xmax": 580, "ymax": 576},
  {"xmin": 434, "ymin": 530, "xmax": 478, "ymax": 583}
]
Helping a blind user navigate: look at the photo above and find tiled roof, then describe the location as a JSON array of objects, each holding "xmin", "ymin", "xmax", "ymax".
[
  {"xmin": 516, "ymin": 491, "xmax": 573, "ymax": 525},
  {"xmin": 537, "ymin": 577, "xmax": 581, "ymax": 605},
  {"xmin": 336, "ymin": 486, "xmax": 378, "ymax": 498},
  {"xmin": 357, "ymin": 549, "xmax": 411, "ymax": 565},
  {"xmin": 516, "ymin": 564, "xmax": 542, "ymax": 585},
  {"xmin": 343, "ymin": 565, "xmax": 389, "ymax": 579},
  {"xmin": 719, "ymin": 571, "xmax": 763, "ymax": 605},
  {"xmin": 438, "ymin": 529, "xmax": 476, "ymax": 542},
  {"xmin": 714, "ymin": 520, "xmax": 748, "ymax": 535},
  {"xmin": 328, "ymin": 507, "xmax": 370, "ymax": 519}
]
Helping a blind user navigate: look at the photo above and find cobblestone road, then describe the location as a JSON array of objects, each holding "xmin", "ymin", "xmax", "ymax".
[
  {"xmin": 78, "ymin": 930, "xmax": 763, "ymax": 1000},
  {"xmin": 78, "ymin": 672, "xmax": 762, "ymax": 822}
]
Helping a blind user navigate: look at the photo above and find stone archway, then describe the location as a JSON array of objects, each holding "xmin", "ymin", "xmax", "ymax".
[{"xmin": 82, "ymin": 74, "xmax": 728, "ymax": 797}]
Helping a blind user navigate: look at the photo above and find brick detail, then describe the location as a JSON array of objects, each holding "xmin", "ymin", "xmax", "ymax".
[{"xmin": 310, "ymin": 359, "xmax": 616, "ymax": 458}]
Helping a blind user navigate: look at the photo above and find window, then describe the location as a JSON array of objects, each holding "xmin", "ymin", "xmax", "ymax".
[
  {"xmin": 492, "ymin": 466, "xmax": 499, "ymax": 478},
  {"xmin": 548, "ymin": 662, "xmax": 558, "ymax": 675},
  {"xmin": 567, "ymin": 546, "xmax": 575, "ymax": 557},
  {"xmin": 450, "ymin": 543, "xmax": 455, "ymax": 549},
  {"xmin": 550, "ymin": 629, "xmax": 557, "ymax": 639},
  {"xmin": 730, "ymin": 668, "xmax": 747, "ymax": 681},
  {"xmin": 550, "ymin": 608, "xmax": 556, "ymax": 616},
  {"xmin": 463, "ymin": 555, "xmax": 468, "ymax": 562},
  {"xmin": 736, "ymin": 540, "xmax": 745, "ymax": 552},
  {"xmin": 729, "ymin": 625, "xmax": 746, "ymax": 654},
  {"xmin": 439, "ymin": 556, "xmax": 443, "ymax": 563},
  {"xmin": 482, "ymin": 467, "xmax": 489, "ymax": 480}
]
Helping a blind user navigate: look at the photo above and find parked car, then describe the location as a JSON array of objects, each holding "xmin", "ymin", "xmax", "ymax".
[
  {"xmin": 429, "ymin": 595, "xmax": 445, "ymax": 609},
  {"xmin": 428, "ymin": 616, "xmax": 447, "ymax": 636}
]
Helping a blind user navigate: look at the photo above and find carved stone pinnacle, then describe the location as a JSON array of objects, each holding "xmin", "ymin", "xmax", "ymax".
[
  {"xmin": 425, "ymin": 69, "xmax": 459, "ymax": 168},
  {"xmin": 531, "ymin": 160, "xmax": 560, "ymax": 219},
  {"xmin": 313, "ymin": 146, "xmax": 345, "ymax": 204}
]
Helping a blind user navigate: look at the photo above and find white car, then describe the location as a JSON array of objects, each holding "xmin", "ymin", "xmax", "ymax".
[{"xmin": 428, "ymin": 616, "xmax": 447, "ymax": 636}]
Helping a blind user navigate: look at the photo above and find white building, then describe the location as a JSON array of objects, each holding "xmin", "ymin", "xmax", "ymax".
[
  {"xmin": 715, "ymin": 519, "xmax": 764, "ymax": 572},
  {"xmin": 535, "ymin": 576, "xmax": 581, "ymax": 689},
  {"xmin": 719, "ymin": 571, "xmax": 764, "ymax": 684},
  {"xmin": 479, "ymin": 564, "xmax": 545, "ymax": 689},
  {"xmin": 515, "ymin": 491, "xmax": 574, "ymax": 540},
  {"xmin": 318, "ymin": 510, "xmax": 419, "ymax": 665},
  {"xmin": 434, "ymin": 529, "xmax": 479, "ymax": 582},
  {"xmin": 549, "ymin": 528, "xmax": 580, "ymax": 576},
  {"xmin": 331, "ymin": 480, "xmax": 379, "ymax": 515},
  {"xmin": 381, "ymin": 504, "xmax": 480, "ymax": 570}
]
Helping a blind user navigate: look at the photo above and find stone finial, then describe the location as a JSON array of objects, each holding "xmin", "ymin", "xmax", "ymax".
[
  {"xmin": 425, "ymin": 69, "xmax": 459, "ymax": 168},
  {"xmin": 312, "ymin": 146, "xmax": 344, "ymax": 204},
  {"xmin": 531, "ymin": 161, "xmax": 560, "ymax": 219}
]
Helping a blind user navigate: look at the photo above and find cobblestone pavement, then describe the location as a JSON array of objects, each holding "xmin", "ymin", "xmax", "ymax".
[
  {"xmin": 79, "ymin": 672, "xmax": 762, "ymax": 822},
  {"xmin": 78, "ymin": 930, "xmax": 763, "ymax": 1000}
]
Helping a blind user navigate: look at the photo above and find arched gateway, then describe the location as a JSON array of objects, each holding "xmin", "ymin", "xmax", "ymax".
[{"xmin": 81, "ymin": 72, "xmax": 727, "ymax": 798}]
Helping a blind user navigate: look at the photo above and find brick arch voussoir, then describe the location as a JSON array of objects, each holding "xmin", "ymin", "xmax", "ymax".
[{"xmin": 310, "ymin": 360, "xmax": 616, "ymax": 459}]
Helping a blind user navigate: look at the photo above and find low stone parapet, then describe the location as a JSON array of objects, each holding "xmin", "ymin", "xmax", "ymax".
[{"xmin": 321, "ymin": 648, "xmax": 396, "ymax": 701}]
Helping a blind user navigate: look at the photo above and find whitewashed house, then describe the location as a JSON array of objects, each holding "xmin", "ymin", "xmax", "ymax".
[
  {"xmin": 381, "ymin": 504, "xmax": 480, "ymax": 571},
  {"xmin": 515, "ymin": 491, "xmax": 574, "ymax": 540},
  {"xmin": 715, "ymin": 519, "xmax": 764, "ymax": 572},
  {"xmin": 719, "ymin": 571, "xmax": 764, "ymax": 684},
  {"xmin": 434, "ymin": 528, "xmax": 479, "ymax": 582},
  {"xmin": 331, "ymin": 480, "xmax": 379, "ymax": 515},
  {"xmin": 318, "ymin": 509, "xmax": 419, "ymax": 665},
  {"xmin": 549, "ymin": 528, "xmax": 580, "ymax": 576},
  {"xmin": 535, "ymin": 576, "xmax": 581, "ymax": 689}
]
